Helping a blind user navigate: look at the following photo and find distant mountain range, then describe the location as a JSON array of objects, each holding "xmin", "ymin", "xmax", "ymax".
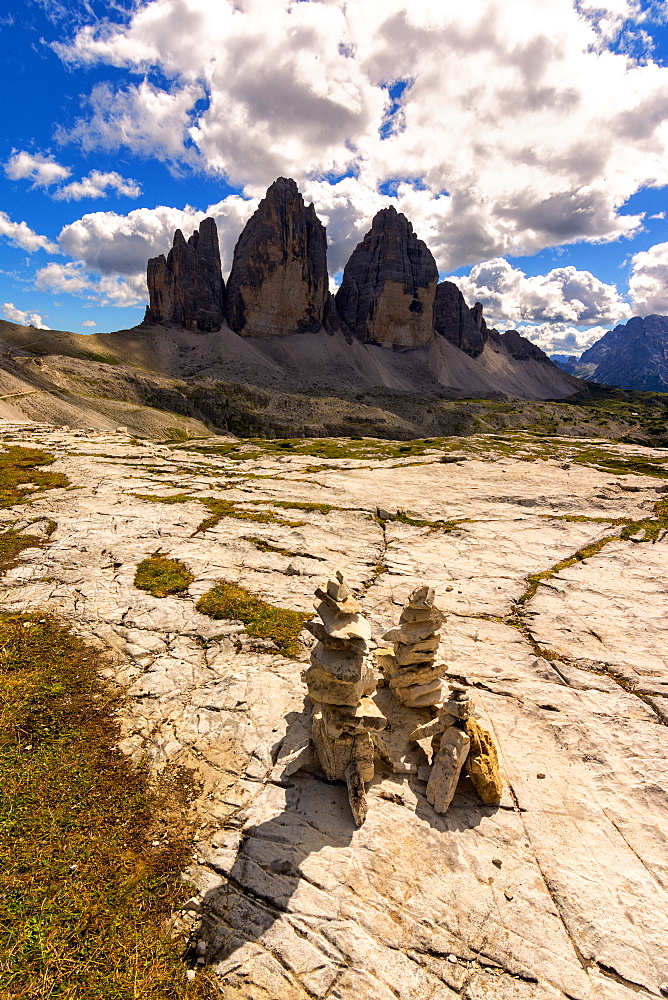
[{"xmin": 553, "ymin": 315, "xmax": 668, "ymax": 392}]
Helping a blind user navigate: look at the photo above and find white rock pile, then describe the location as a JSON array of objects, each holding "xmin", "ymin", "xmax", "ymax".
[
  {"xmin": 411, "ymin": 682, "xmax": 503, "ymax": 814},
  {"xmin": 302, "ymin": 571, "xmax": 387, "ymax": 826},
  {"xmin": 377, "ymin": 585, "xmax": 447, "ymax": 707}
]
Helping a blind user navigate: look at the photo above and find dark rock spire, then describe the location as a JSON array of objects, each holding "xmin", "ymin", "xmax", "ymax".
[
  {"xmin": 334, "ymin": 206, "xmax": 438, "ymax": 347},
  {"xmin": 433, "ymin": 281, "xmax": 489, "ymax": 357},
  {"xmin": 225, "ymin": 177, "xmax": 329, "ymax": 338},
  {"xmin": 146, "ymin": 216, "xmax": 225, "ymax": 333}
]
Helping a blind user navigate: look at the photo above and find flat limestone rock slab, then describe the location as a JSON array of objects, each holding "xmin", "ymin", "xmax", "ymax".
[
  {"xmin": 527, "ymin": 536, "xmax": 668, "ymax": 693},
  {"xmin": 1, "ymin": 423, "xmax": 667, "ymax": 1000}
]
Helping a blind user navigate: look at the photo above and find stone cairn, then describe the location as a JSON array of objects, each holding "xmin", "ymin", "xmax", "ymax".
[
  {"xmin": 376, "ymin": 585, "xmax": 447, "ymax": 708},
  {"xmin": 302, "ymin": 571, "xmax": 387, "ymax": 826},
  {"xmin": 375, "ymin": 585, "xmax": 503, "ymax": 816},
  {"xmin": 410, "ymin": 682, "xmax": 503, "ymax": 814}
]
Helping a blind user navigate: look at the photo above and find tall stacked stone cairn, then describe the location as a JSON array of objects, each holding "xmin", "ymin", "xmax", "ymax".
[
  {"xmin": 410, "ymin": 682, "xmax": 503, "ymax": 815},
  {"xmin": 376, "ymin": 585, "xmax": 447, "ymax": 708},
  {"xmin": 302, "ymin": 571, "xmax": 387, "ymax": 827}
]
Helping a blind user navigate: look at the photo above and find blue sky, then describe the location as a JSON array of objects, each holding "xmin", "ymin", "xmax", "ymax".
[{"xmin": 2, "ymin": 0, "xmax": 668, "ymax": 355}]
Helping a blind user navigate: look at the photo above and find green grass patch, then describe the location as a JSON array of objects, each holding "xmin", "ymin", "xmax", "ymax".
[
  {"xmin": 262, "ymin": 499, "xmax": 347, "ymax": 515},
  {"xmin": 186, "ymin": 436, "xmax": 444, "ymax": 463},
  {"xmin": 619, "ymin": 499, "xmax": 668, "ymax": 542},
  {"xmin": 196, "ymin": 582, "xmax": 309, "ymax": 657},
  {"xmin": 0, "ymin": 447, "xmax": 69, "ymax": 508},
  {"xmin": 570, "ymin": 449, "xmax": 668, "ymax": 478},
  {"xmin": 0, "ymin": 612, "xmax": 216, "ymax": 999},
  {"xmin": 540, "ymin": 502, "xmax": 668, "ymax": 542},
  {"xmin": 133, "ymin": 493, "xmax": 305, "ymax": 531},
  {"xmin": 520, "ymin": 500, "xmax": 668, "ymax": 605},
  {"xmin": 519, "ymin": 536, "xmax": 620, "ymax": 605},
  {"xmin": 0, "ymin": 521, "xmax": 56, "ymax": 575},
  {"xmin": 538, "ymin": 513, "xmax": 629, "ymax": 526},
  {"xmin": 378, "ymin": 509, "xmax": 469, "ymax": 532},
  {"xmin": 162, "ymin": 427, "xmax": 191, "ymax": 443},
  {"xmin": 243, "ymin": 536, "xmax": 297, "ymax": 556},
  {"xmin": 81, "ymin": 351, "xmax": 121, "ymax": 366},
  {"xmin": 134, "ymin": 555, "xmax": 195, "ymax": 598}
]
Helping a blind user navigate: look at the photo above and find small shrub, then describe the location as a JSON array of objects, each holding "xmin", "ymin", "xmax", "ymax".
[{"xmin": 134, "ymin": 555, "xmax": 195, "ymax": 597}]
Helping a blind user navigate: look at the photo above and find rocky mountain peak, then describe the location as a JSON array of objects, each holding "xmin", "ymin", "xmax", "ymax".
[
  {"xmin": 335, "ymin": 207, "xmax": 438, "ymax": 347},
  {"xmin": 145, "ymin": 216, "xmax": 225, "ymax": 333},
  {"xmin": 493, "ymin": 327, "xmax": 552, "ymax": 362},
  {"xmin": 433, "ymin": 281, "xmax": 489, "ymax": 357},
  {"xmin": 577, "ymin": 314, "xmax": 668, "ymax": 392},
  {"xmin": 225, "ymin": 177, "xmax": 329, "ymax": 338},
  {"xmin": 471, "ymin": 301, "xmax": 486, "ymax": 333}
]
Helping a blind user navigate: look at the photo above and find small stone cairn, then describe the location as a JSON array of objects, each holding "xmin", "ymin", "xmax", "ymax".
[
  {"xmin": 376, "ymin": 585, "xmax": 447, "ymax": 707},
  {"xmin": 302, "ymin": 571, "xmax": 387, "ymax": 826},
  {"xmin": 410, "ymin": 682, "xmax": 503, "ymax": 815}
]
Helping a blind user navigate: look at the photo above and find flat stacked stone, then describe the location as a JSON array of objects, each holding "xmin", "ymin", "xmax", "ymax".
[
  {"xmin": 376, "ymin": 585, "xmax": 447, "ymax": 708},
  {"xmin": 303, "ymin": 571, "xmax": 386, "ymax": 826},
  {"xmin": 410, "ymin": 682, "xmax": 503, "ymax": 815}
]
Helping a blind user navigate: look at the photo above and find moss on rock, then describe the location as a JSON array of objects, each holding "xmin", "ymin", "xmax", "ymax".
[
  {"xmin": 196, "ymin": 581, "xmax": 309, "ymax": 657},
  {"xmin": 134, "ymin": 555, "xmax": 195, "ymax": 597}
]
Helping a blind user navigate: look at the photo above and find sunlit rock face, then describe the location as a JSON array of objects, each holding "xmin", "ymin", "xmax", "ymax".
[
  {"xmin": 146, "ymin": 217, "xmax": 225, "ymax": 333},
  {"xmin": 335, "ymin": 206, "xmax": 438, "ymax": 348},
  {"xmin": 225, "ymin": 177, "xmax": 329, "ymax": 338}
]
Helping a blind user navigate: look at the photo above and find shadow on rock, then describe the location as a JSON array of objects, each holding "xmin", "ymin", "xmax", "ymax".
[
  {"xmin": 188, "ymin": 772, "xmax": 357, "ymax": 969},
  {"xmin": 186, "ymin": 690, "xmax": 501, "ymax": 976},
  {"xmin": 411, "ymin": 772, "xmax": 502, "ymax": 833}
]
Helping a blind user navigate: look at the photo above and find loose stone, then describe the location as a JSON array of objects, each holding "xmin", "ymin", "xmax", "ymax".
[{"xmin": 426, "ymin": 726, "xmax": 471, "ymax": 813}]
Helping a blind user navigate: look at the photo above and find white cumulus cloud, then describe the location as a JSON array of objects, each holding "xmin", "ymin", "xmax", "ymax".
[
  {"xmin": 0, "ymin": 212, "xmax": 59, "ymax": 254},
  {"xmin": 500, "ymin": 322, "xmax": 610, "ymax": 355},
  {"xmin": 81, "ymin": 319, "xmax": 97, "ymax": 327},
  {"xmin": 56, "ymin": 195, "xmax": 257, "ymax": 293},
  {"xmin": 53, "ymin": 169, "xmax": 142, "ymax": 201},
  {"xmin": 4, "ymin": 150, "xmax": 71, "ymax": 188},
  {"xmin": 452, "ymin": 257, "xmax": 632, "ymax": 327},
  {"xmin": 6, "ymin": 150, "xmax": 141, "ymax": 202},
  {"xmin": 51, "ymin": 0, "xmax": 668, "ymax": 267},
  {"xmin": 628, "ymin": 241, "xmax": 668, "ymax": 314},
  {"xmin": 35, "ymin": 262, "xmax": 143, "ymax": 307},
  {"xmin": 2, "ymin": 302, "xmax": 51, "ymax": 329},
  {"xmin": 60, "ymin": 80, "xmax": 204, "ymax": 163}
]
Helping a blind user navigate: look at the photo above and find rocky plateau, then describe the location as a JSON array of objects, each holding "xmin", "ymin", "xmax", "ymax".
[{"xmin": 1, "ymin": 420, "xmax": 667, "ymax": 1000}]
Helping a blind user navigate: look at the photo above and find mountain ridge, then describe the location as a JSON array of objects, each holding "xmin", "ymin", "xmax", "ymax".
[
  {"xmin": 141, "ymin": 176, "xmax": 578, "ymax": 401},
  {"xmin": 553, "ymin": 314, "xmax": 668, "ymax": 393}
]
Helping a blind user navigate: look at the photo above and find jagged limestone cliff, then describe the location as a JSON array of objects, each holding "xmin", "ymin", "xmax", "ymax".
[
  {"xmin": 335, "ymin": 206, "xmax": 438, "ymax": 347},
  {"xmin": 226, "ymin": 177, "xmax": 329, "ymax": 338},
  {"xmin": 146, "ymin": 217, "xmax": 225, "ymax": 333}
]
